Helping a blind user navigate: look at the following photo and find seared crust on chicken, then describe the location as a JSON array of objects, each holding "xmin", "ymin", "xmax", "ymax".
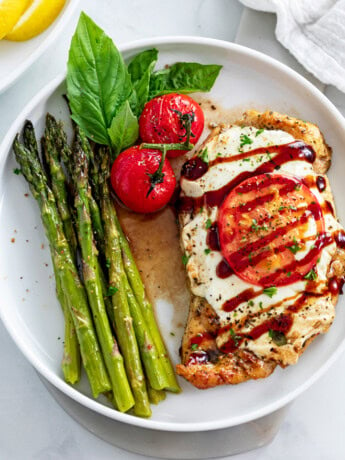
[
  {"xmin": 238, "ymin": 110, "xmax": 332, "ymax": 174},
  {"xmin": 176, "ymin": 110, "xmax": 345, "ymax": 389}
]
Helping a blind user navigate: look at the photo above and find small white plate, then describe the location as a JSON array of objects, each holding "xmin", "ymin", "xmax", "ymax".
[
  {"xmin": 0, "ymin": 0, "xmax": 80, "ymax": 94},
  {"xmin": 0, "ymin": 37, "xmax": 345, "ymax": 434}
]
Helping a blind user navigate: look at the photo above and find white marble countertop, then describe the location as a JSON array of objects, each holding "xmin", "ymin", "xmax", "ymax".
[{"xmin": 1, "ymin": 1, "xmax": 345, "ymax": 458}]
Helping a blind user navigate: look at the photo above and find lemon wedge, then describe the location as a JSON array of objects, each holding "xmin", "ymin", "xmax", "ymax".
[
  {"xmin": 5, "ymin": 0, "xmax": 66, "ymax": 41},
  {"xmin": 0, "ymin": 0, "xmax": 31, "ymax": 39}
]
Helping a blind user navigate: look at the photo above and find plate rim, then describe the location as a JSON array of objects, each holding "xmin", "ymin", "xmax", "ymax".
[
  {"xmin": 1, "ymin": 35, "xmax": 345, "ymax": 432},
  {"xmin": 0, "ymin": 0, "xmax": 81, "ymax": 95}
]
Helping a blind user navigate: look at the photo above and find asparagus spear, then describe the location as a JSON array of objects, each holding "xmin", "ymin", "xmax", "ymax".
[
  {"xmin": 98, "ymin": 149, "xmax": 151, "ymax": 417},
  {"xmin": 148, "ymin": 386, "xmax": 166, "ymax": 405},
  {"xmin": 43, "ymin": 114, "xmax": 78, "ymax": 255},
  {"xmin": 68, "ymin": 135, "xmax": 134, "ymax": 412},
  {"xmin": 115, "ymin": 218, "xmax": 181, "ymax": 393},
  {"xmin": 124, "ymin": 275, "xmax": 169, "ymax": 390},
  {"xmin": 23, "ymin": 121, "xmax": 81, "ymax": 385},
  {"xmin": 53, "ymin": 262, "xmax": 81, "ymax": 384},
  {"xmin": 13, "ymin": 137, "xmax": 110, "ymax": 398},
  {"xmin": 55, "ymin": 121, "xmax": 106, "ymax": 259}
]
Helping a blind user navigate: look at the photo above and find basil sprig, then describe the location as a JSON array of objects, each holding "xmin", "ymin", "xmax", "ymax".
[{"xmin": 67, "ymin": 12, "xmax": 222, "ymax": 157}]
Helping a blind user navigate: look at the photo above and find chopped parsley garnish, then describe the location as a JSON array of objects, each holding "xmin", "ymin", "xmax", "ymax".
[
  {"xmin": 251, "ymin": 219, "xmax": 259, "ymax": 232},
  {"xmin": 304, "ymin": 269, "xmax": 317, "ymax": 281},
  {"xmin": 263, "ymin": 286, "xmax": 277, "ymax": 298},
  {"xmin": 229, "ymin": 328, "xmax": 242, "ymax": 347},
  {"xmin": 287, "ymin": 271, "xmax": 292, "ymax": 277},
  {"xmin": 248, "ymin": 300, "xmax": 254, "ymax": 307},
  {"xmin": 191, "ymin": 343, "xmax": 199, "ymax": 351},
  {"xmin": 278, "ymin": 206, "xmax": 286, "ymax": 211},
  {"xmin": 13, "ymin": 168, "xmax": 21, "ymax": 175},
  {"xmin": 243, "ymin": 158, "xmax": 251, "ymax": 162},
  {"xmin": 287, "ymin": 237, "xmax": 301, "ymax": 254},
  {"xmin": 204, "ymin": 248, "xmax": 211, "ymax": 255},
  {"xmin": 182, "ymin": 253, "xmax": 190, "ymax": 266},
  {"xmin": 205, "ymin": 218, "xmax": 212, "ymax": 229},
  {"xmin": 268, "ymin": 329, "xmax": 287, "ymax": 346},
  {"xmin": 248, "ymin": 252, "xmax": 253, "ymax": 263},
  {"xmin": 199, "ymin": 147, "xmax": 209, "ymax": 163},
  {"xmin": 255, "ymin": 128, "xmax": 264, "ymax": 137},
  {"xmin": 105, "ymin": 258, "xmax": 111, "ymax": 268},
  {"xmin": 106, "ymin": 286, "xmax": 118, "ymax": 296},
  {"xmin": 259, "ymin": 302, "xmax": 263, "ymax": 310},
  {"xmin": 295, "ymin": 183, "xmax": 302, "ymax": 191},
  {"xmin": 240, "ymin": 134, "xmax": 254, "ymax": 148}
]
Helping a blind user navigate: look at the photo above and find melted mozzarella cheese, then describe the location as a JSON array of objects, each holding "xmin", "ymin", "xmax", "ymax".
[{"xmin": 180, "ymin": 125, "xmax": 340, "ymax": 362}]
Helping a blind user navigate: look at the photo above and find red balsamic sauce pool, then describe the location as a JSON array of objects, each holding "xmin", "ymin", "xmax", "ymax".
[
  {"xmin": 335, "ymin": 230, "xmax": 345, "ymax": 249},
  {"xmin": 206, "ymin": 223, "xmax": 220, "ymax": 251},
  {"xmin": 316, "ymin": 175, "xmax": 326, "ymax": 192},
  {"xmin": 216, "ymin": 258, "xmax": 233, "ymax": 278}
]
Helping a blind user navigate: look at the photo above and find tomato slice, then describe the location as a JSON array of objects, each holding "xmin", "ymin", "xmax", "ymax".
[{"xmin": 218, "ymin": 173, "xmax": 325, "ymax": 287}]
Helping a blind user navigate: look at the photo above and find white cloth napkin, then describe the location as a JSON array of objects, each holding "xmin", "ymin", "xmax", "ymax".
[{"xmin": 239, "ymin": 0, "xmax": 345, "ymax": 93}]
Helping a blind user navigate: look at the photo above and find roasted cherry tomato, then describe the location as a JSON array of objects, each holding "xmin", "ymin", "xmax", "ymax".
[
  {"xmin": 111, "ymin": 146, "xmax": 176, "ymax": 213},
  {"xmin": 218, "ymin": 173, "xmax": 325, "ymax": 287},
  {"xmin": 139, "ymin": 93, "xmax": 204, "ymax": 158}
]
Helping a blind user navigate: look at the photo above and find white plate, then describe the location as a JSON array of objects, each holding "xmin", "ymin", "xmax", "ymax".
[
  {"xmin": 1, "ymin": 37, "xmax": 345, "ymax": 433},
  {"xmin": 0, "ymin": 0, "xmax": 80, "ymax": 94},
  {"xmin": 239, "ymin": 0, "xmax": 276, "ymax": 13}
]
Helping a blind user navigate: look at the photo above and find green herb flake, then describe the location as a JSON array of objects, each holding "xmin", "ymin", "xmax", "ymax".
[
  {"xmin": 205, "ymin": 218, "xmax": 212, "ymax": 229},
  {"xmin": 263, "ymin": 286, "xmax": 277, "ymax": 298},
  {"xmin": 105, "ymin": 258, "xmax": 111, "ymax": 268},
  {"xmin": 199, "ymin": 147, "xmax": 209, "ymax": 163},
  {"xmin": 304, "ymin": 269, "xmax": 317, "ymax": 281},
  {"xmin": 229, "ymin": 328, "xmax": 241, "ymax": 347},
  {"xmin": 255, "ymin": 128, "xmax": 264, "ymax": 137},
  {"xmin": 248, "ymin": 300, "xmax": 254, "ymax": 307},
  {"xmin": 287, "ymin": 237, "xmax": 301, "ymax": 255},
  {"xmin": 13, "ymin": 168, "xmax": 22, "ymax": 175},
  {"xmin": 259, "ymin": 302, "xmax": 263, "ymax": 310},
  {"xmin": 268, "ymin": 329, "xmax": 287, "ymax": 346},
  {"xmin": 182, "ymin": 253, "xmax": 190, "ymax": 266},
  {"xmin": 106, "ymin": 286, "xmax": 118, "ymax": 296},
  {"xmin": 251, "ymin": 218, "xmax": 259, "ymax": 232},
  {"xmin": 191, "ymin": 343, "xmax": 198, "ymax": 351},
  {"xmin": 204, "ymin": 248, "xmax": 211, "ymax": 255},
  {"xmin": 287, "ymin": 271, "xmax": 292, "ymax": 277},
  {"xmin": 240, "ymin": 134, "xmax": 254, "ymax": 148}
]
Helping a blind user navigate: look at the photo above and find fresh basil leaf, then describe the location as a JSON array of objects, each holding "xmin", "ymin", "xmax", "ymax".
[
  {"xmin": 108, "ymin": 101, "xmax": 139, "ymax": 155},
  {"xmin": 67, "ymin": 12, "xmax": 133, "ymax": 145},
  {"xmin": 149, "ymin": 62, "xmax": 222, "ymax": 98},
  {"xmin": 128, "ymin": 49, "xmax": 158, "ymax": 116},
  {"xmin": 128, "ymin": 49, "xmax": 158, "ymax": 84}
]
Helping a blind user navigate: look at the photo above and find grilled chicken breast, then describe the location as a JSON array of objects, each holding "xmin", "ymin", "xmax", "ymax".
[{"xmin": 176, "ymin": 110, "xmax": 345, "ymax": 389}]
